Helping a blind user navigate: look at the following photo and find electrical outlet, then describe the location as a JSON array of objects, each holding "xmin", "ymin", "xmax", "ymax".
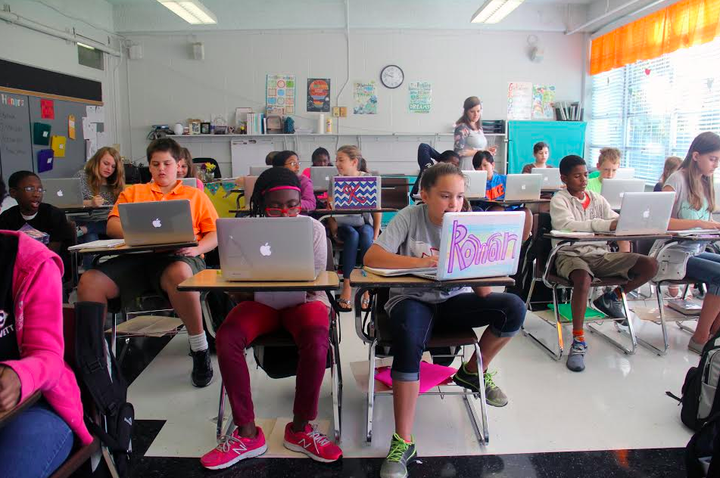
[
  {"xmin": 332, "ymin": 107, "xmax": 340, "ymax": 117},
  {"xmin": 339, "ymin": 107, "xmax": 347, "ymax": 118}
]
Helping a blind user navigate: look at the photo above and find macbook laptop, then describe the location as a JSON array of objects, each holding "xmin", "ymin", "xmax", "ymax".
[
  {"xmin": 310, "ymin": 166, "xmax": 337, "ymax": 192},
  {"xmin": 607, "ymin": 192, "xmax": 674, "ymax": 235},
  {"xmin": 181, "ymin": 178, "xmax": 199, "ymax": 188},
  {"xmin": 42, "ymin": 178, "xmax": 84, "ymax": 208},
  {"xmin": 249, "ymin": 166, "xmax": 271, "ymax": 176},
  {"xmin": 365, "ymin": 211, "xmax": 525, "ymax": 281},
  {"xmin": 464, "ymin": 171, "xmax": 487, "ymax": 199},
  {"xmin": 504, "ymin": 174, "xmax": 542, "ymax": 201},
  {"xmin": 614, "ymin": 168, "xmax": 635, "ymax": 180},
  {"xmin": 119, "ymin": 199, "xmax": 196, "ymax": 246},
  {"xmin": 532, "ymin": 168, "xmax": 562, "ymax": 190},
  {"xmin": 217, "ymin": 216, "xmax": 316, "ymax": 281},
  {"xmin": 600, "ymin": 179, "xmax": 646, "ymax": 209}
]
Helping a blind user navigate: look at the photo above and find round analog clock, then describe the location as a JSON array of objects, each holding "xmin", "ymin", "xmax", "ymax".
[{"xmin": 380, "ymin": 65, "xmax": 404, "ymax": 89}]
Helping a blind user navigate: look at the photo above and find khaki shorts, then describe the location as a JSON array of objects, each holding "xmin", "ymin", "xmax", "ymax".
[{"xmin": 555, "ymin": 252, "xmax": 641, "ymax": 281}]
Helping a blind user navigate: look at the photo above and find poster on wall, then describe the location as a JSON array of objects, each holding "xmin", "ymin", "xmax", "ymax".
[
  {"xmin": 353, "ymin": 81, "xmax": 377, "ymax": 115},
  {"xmin": 506, "ymin": 82, "xmax": 532, "ymax": 120},
  {"xmin": 408, "ymin": 81, "xmax": 432, "ymax": 113},
  {"xmin": 307, "ymin": 78, "xmax": 331, "ymax": 112},
  {"xmin": 266, "ymin": 74, "xmax": 296, "ymax": 115},
  {"xmin": 532, "ymin": 85, "xmax": 556, "ymax": 120}
]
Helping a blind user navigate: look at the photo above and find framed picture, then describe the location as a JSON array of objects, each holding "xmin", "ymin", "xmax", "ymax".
[
  {"xmin": 190, "ymin": 121, "xmax": 201, "ymax": 135},
  {"xmin": 200, "ymin": 122, "xmax": 211, "ymax": 134}
]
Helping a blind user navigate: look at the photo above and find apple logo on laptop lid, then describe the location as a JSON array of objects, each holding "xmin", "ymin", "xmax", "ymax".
[
  {"xmin": 57, "ymin": 190, "xmax": 64, "ymax": 197},
  {"xmin": 260, "ymin": 242, "xmax": 272, "ymax": 256},
  {"xmin": 642, "ymin": 208, "xmax": 650, "ymax": 219},
  {"xmin": 152, "ymin": 218, "xmax": 162, "ymax": 228}
]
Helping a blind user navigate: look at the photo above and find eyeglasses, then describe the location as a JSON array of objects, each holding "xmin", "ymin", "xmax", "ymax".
[
  {"xmin": 20, "ymin": 186, "xmax": 45, "ymax": 193},
  {"xmin": 285, "ymin": 161, "xmax": 300, "ymax": 167},
  {"xmin": 265, "ymin": 206, "xmax": 301, "ymax": 217}
]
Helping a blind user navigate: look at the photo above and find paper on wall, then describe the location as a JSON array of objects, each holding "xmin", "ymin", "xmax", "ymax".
[
  {"xmin": 96, "ymin": 131, "xmax": 109, "ymax": 148},
  {"xmin": 82, "ymin": 117, "xmax": 97, "ymax": 141},
  {"xmin": 507, "ymin": 82, "xmax": 533, "ymax": 120},
  {"xmin": 85, "ymin": 105, "xmax": 105, "ymax": 123},
  {"xmin": 85, "ymin": 138, "xmax": 98, "ymax": 160}
]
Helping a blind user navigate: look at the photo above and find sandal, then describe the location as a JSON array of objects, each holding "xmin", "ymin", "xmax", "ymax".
[
  {"xmin": 336, "ymin": 298, "xmax": 352, "ymax": 312},
  {"xmin": 361, "ymin": 295, "xmax": 371, "ymax": 312}
]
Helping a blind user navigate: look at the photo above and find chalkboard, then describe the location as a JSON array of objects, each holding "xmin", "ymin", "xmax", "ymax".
[{"xmin": 0, "ymin": 92, "xmax": 32, "ymax": 178}]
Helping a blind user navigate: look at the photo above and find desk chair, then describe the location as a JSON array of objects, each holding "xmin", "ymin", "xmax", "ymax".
[
  {"xmin": 380, "ymin": 177, "xmax": 410, "ymax": 210},
  {"xmin": 522, "ymin": 215, "xmax": 638, "ymax": 360},
  {"xmin": 215, "ymin": 238, "xmax": 343, "ymax": 444},
  {"xmin": 356, "ymin": 288, "xmax": 489, "ymax": 445},
  {"xmin": 193, "ymin": 158, "xmax": 222, "ymax": 179}
]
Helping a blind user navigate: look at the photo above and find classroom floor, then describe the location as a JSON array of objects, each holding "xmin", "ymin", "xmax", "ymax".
[{"xmin": 123, "ymin": 294, "xmax": 696, "ymax": 477}]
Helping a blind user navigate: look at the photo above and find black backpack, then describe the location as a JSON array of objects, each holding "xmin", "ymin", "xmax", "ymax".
[{"xmin": 686, "ymin": 412, "xmax": 720, "ymax": 477}]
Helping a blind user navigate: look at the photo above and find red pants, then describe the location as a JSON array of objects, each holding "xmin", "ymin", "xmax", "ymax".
[{"xmin": 215, "ymin": 300, "xmax": 330, "ymax": 426}]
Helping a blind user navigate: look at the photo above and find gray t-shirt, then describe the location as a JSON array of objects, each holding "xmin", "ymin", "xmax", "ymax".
[
  {"xmin": 374, "ymin": 204, "xmax": 471, "ymax": 313},
  {"xmin": 665, "ymin": 170, "xmax": 712, "ymax": 221},
  {"xmin": 75, "ymin": 170, "xmax": 118, "ymax": 205}
]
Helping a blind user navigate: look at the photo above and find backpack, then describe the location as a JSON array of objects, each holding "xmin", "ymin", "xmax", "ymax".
[
  {"xmin": 674, "ymin": 333, "xmax": 720, "ymax": 431},
  {"xmin": 686, "ymin": 412, "xmax": 720, "ymax": 477}
]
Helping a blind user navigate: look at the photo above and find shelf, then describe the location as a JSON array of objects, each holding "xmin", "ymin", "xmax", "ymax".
[{"xmin": 170, "ymin": 132, "xmax": 506, "ymax": 138}]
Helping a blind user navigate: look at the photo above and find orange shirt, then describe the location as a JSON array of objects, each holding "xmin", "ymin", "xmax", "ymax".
[{"xmin": 110, "ymin": 181, "xmax": 218, "ymax": 241}]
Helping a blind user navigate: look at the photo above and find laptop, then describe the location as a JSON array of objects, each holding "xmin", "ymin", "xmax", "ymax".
[
  {"xmin": 181, "ymin": 178, "xmax": 199, "ymax": 188},
  {"xmin": 464, "ymin": 171, "xmax": 487, "ymax": 199},
  {"xmin": 607, "ymin": 192, "xmax": 674, "ymax": 235},
  {"xmin": 217, "ymin": 216, "xmax": 317, "ymax": 281},
  {"xmin": 310, "ymin": 166, "xmax": 337, "ymax": 192},
  {"xmin": 249, "ymin": 165, "xmax": 271, "ymax": 176},
  {"xmin": 119, "ymin": 199, "xmax": 196, "ymax": 246},
  {"xmin": 714, "ymin": 181, "xmax": 720, "ymax": 212},
  {"xmin": 42, "ymin": 178, "xmax": 84, "ymax": 208},
  {"xmin": 365, "ymin": 211, "xmax": 525, "ymax": 281},
  {"xmin": 614, "ymin": 168, "xmax": 635, "ymax": 179},
  {"xmin": 600, "ymin": 179, "xmax": 646, "ymax": 209},
  {"xmin": 504, "ymin": 174, "xmax": 542, "ymax": 201},
  {"xmin": 532, "ymin": 168, "xmax": 562, "ymax": 190}
]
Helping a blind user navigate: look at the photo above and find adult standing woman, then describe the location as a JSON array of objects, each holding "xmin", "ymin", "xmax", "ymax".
[{"xmin": 454, "ymin": 96, "xmax": 497, "ymax": 170}]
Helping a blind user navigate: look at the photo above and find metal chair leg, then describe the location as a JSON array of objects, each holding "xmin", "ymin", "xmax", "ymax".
[
  {"xmin": 523, "ymin": 285, "xmax": 564, "ymax": 360},
  {"xmin": 366, "ymin": 339, "xmax": 377, "ymax": 444},
  {"xmin": 330, "ymin": 336, "xmax": 342, "ymax": 443},
  {"xmin": 216, "ymin": 382, "xmax": 227, "ymax": 443},
  {"xmin": 587, "ymin": 288, "xmax": 637, "ymax": 355},
  {"xmin": 636, "ymin": 281, "xmax": 670, "ymax": 355},
  {"xmin": 462, "ymin": 341, "xmax": 488, "ymax": 445}
]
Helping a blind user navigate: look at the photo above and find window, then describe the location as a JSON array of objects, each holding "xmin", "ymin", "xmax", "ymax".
[
  {"xmin": 589, "ymin": 37, "xmax": 720, "ymax": 184},
  {"xmin": 77, "ymin": 44, "xmax": 104, "ymax": 71}
]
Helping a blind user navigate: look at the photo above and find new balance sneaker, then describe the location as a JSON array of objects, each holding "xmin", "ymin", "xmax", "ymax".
[
  {"xmin": 200, "ymin": 427, "xmax": 267, "ymax": 470},
  {"xmin": 593, "ymin": 291, "xmax": 626, "ymax": 319},
  {"xmin": 283, "ymin": 422, "xmax": 342, "ymax": 463},
  {"xmin": 380, "ymin": 433, "xmax": 417, "ymax": 478},
  {"xmin": 452, "ymin": 363, "xmax": 508, "ymax": 407},
  {"xmin": 566, "ymin": 340, "xmax": 587, "ymax": 372},
  {"xmin": 191, "ymin": 348, "xmax": 213, "ymax": 388}
]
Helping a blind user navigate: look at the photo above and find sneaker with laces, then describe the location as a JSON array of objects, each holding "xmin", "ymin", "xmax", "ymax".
[
  {"xmin": 566, "ymin": 340, "xmax": 587, "ymax": 372},
  {"xmin": 380, "ymin": 433, "xmax": 417, "ymax": 478},
  {"xmin": 191, "ymin": 348, "xmax": 213, "ymax": 388},
  {"xmin": 283, "ymin": 422, "xmax": 342, "ymax": 463},
  {"xmin": 593, "ymin": 291, "xmax": 626, "ymax": 319},
  {"xmin": 200, "ymin": 427, "xmax": 267, "ymax": 470},
  {"xmin": 452, "ymin": 363, "xmax": 508, "ymax": 407}
]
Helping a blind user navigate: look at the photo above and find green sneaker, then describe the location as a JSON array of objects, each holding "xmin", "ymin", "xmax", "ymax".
[
  {"xmin": 453, "ymin": 363, "xmax": 508, "ymax": 408},
  {"xmin": 380, "ymin": 434, "xmax": 417, "ymax": 478}
]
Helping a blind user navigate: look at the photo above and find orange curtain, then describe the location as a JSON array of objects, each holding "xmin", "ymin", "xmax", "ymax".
[{"xmin": 590, "ymin": 0, "xmax": 720, "ymax": 75}]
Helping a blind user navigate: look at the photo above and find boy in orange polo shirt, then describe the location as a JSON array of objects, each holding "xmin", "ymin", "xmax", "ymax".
[{"xmin": 77, "ymin": 138, "xmax": 219, "ymax": 387}]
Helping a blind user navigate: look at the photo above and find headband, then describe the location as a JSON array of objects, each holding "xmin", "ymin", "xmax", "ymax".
[{"xmin": 262, "ymin": 185, "xmax": 301, "ymax": 195}]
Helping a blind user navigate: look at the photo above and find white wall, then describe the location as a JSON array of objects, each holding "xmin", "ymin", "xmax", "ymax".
[{"xmin": 120, "ymin": 29, "xmax": 585, "ymax": 173}]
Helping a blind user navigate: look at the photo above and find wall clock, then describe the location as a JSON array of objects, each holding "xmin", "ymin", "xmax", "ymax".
[{"xmin": 380, "ymin": 65, "xmax": 404, "ymax": 89}]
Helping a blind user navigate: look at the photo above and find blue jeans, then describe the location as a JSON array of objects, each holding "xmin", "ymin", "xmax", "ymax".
[
  {"xmin": 389, "ymin": 293, "xmax": 526, "ymax": 381},
  {"xmin": 0, "ymin": 401, "xmax": 74, "ymax": 478},
  {"xmin": 339, "ymin": 223, "xmax": 374, "ymax": 278},
  {"xmin": 685, "ymin": 252, "xmax": 720, "ymax": 296},
  {"xmin": 77, "ymin": 220, "xmax": 108, "ymax": 269}
]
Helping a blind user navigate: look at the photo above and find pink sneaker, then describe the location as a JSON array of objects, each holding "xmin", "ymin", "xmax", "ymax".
[
  {"xmin": 282, "ymin": 422, "xmax": 343, "ymax": 463},
  {"xmin": 200, "ymin": 426, "xmax": 268, "ymax": 470}
]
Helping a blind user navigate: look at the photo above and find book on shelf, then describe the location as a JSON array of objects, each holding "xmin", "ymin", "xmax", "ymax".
[{"xmin": 554, "ymin": 101, "xmax": 583, "ymax": 121}]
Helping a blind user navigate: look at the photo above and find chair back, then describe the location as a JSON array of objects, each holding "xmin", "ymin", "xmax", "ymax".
[
  {"xmin": 381, "ymin": 177, "xmax": 410, "ymax": 210},
  {"xmin": 193, "ymin": 158, "xmax": 222, "ymax": 178},
  {"xmin": 531, "ymin": 213, "xmax": 554, "ymax": 279}
]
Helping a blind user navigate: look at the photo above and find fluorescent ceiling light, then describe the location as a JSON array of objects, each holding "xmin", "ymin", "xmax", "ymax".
[
  {"xmin": 77, "ymin": 42, "xmax": 96, "ymax": 50},
  {"xmin": 471, "ymin": 0, "xmax": 524, "ymax": 24},
  {"xmin": 157, "ymin": 0, "xmax": 218, "ymax": 25}
]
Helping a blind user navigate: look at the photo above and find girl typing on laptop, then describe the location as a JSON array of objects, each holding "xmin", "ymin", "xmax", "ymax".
[
  {"xmin": 363, "ymin": 163, "xmax": 526, "ymax": 478},
  {"xmin": 201, "ymin": 167, "xmax": 342, "ymax": 470}
]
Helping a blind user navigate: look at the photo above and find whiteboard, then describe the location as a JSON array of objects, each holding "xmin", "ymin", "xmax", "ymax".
[{"xmin": 230, "ymin": 139, "xmax": 274, "ymax": 176}]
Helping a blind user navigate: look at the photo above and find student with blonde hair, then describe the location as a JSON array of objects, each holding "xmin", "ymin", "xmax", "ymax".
[
  {"xmin": 586, "ymin": 147, "xmax": 621, "ymax": 193},
  {"xmin": 77, "ymin": 147, "xmax": 125, "ymax": 207},
  {"xmin": 655, "ymin": 156, "xmax": 682, "ymax": 191},
  {"xmin": 178, "ymin": 147, "xmax": 203, "ymax": 189}
]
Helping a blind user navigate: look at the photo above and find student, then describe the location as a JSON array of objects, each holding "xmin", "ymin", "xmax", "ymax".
[
  {"xmin": 0, "ymin": 171, "xmax": 74, "ymax": 275},
  {"xmin": 329, "ymin": 145, "xmax": 381, "ymax": 311},
  {"xmin": 453, "ymin": 96, "xmax": 497, "ymax": 170},
  {"xmin": 76, "ymin": 138, "xmax": 218, "ymax": 387},
  {"xmin": 521, "ymin": 142, "xmax": 551, "ymax": 174},
  {"xmin": 272, "ymin": 150, "xmax": 316, "ymax": 211},
  {"xmin": 301, "ymin": 147, "xmax": 331, "ymax": 178},
  {"xmin": 0, "ymin": 176, "xmax": 93, "ymax": 478},
  {"xmin": 178, "ymin": 147, "xmax": 204, "ymax": 189},
  {"xmin": 265, "ymin": 151, "xmax": 279, "ymax": 166},
  {"xmin": 550, "ymin": 155, "xmax": 658, "ymax": 372},
  {"xmin": 655, "ymin": 156, "xmax": 682, "ymax": 191},
  {"xmin": 364, "ymin": 163, "xmax": 526, "ymax": 478},
  {"xmin": 662, "ymin": 132, "xmax": 720, "ymax": 353},
  {"xmin": 472, "ymin": 152, "xmax": 532, "ymax": 242},
  {"xmin": 410, "ymin": 145, "xmax": 460, "ymax": 197},
  {"xmin": 200, "ymin": 168, "xmax": 342, "ymax": 469},
  {"xmin": 586, "ymin": 147, "xmax": 622, "ymax": 193},
  {"xmin": 77, "ymin": 146, "xmax": 125, "ymax": 208}
]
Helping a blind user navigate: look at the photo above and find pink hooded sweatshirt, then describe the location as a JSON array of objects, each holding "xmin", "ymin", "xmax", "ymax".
[{"xmin": 1, "ymin": 230, "xmax": 92, "ymax": 445}]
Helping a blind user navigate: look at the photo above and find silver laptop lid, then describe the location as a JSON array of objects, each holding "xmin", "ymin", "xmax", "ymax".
[
  {"xmin": 249, "ymin": 166, "xmax": 271, "ymax": 176},
  {"xmin": 504, "ymin": 174, "xmax": 542, "ymax": 201},
  {"xmin": 42, "ymin": 178, "xmax": 83, "ymax": 208},
  {"xmin": 217, "ymin": 217, "xmax": 316, "ymax": 281},
  {"xmin": 600, "ymin": 179, "xmax": 645, "ymax": 210},
  {"xmin": 615, "ymin": 192, "xmax": 674, "ymax": 234},
  {"xmin": 614, "ymin": 168, "xmax": 635, "ymax": 180},
  {"xmin": 310, "ymin": 167, "xmax": 337, "ymax": 192},
  {"xmin": 464, "ymin": 171, "xmax": 487, "ymax": 199},
  {"xmin": 119, "ymin": 199, "xmax": 195, "ymax": 246},
  {"xmin": 531, "ymin": 168, "xmax": 562, "ymax": 190},
  {"xmin": 181, "ymin": 178, "xmax": 199, "ymax": 188}
]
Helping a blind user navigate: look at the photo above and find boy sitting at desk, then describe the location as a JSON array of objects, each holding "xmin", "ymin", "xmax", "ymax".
[
  {"xmin": 550, "ymin": 155, "xmax": 657, "ymax": 372},
  {"xmin": 586, "ymin": 147, "xmax": 621, "ymax": 193},
  {"xmin": 77, "ymin": 138, "xmax": 219, "ymax": 387}
]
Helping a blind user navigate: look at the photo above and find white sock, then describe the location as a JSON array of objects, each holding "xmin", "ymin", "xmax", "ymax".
[{"xmin": 188, "ymin": 332, "xmax": 208, "ymax": 352}]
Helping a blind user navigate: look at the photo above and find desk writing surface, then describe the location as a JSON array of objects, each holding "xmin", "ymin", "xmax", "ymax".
[
  {"xmin": 312, "ymin": 208, "xmax": 397, "ymax": 216},
  {"xmin": 545, "ymin": 233, "xmax": 671, "ymax": 242},
  {"xmin": 61, "ymin": 205, "xmax": 113, "ymax": 214},
  {"xmin": 178, "ymin": 269, "xmax": 340, "ymax": 292},
  {"xmin": 474, "ymin": 199, "xmax": 551, "ymax": 206},
  {"xmin": 73, "ymin": 242, "xmax": 197, "ymax": 256},
  {"xmin": 0, "ymin": 391, "xmax": 41, "ymax": 428},
  {"xmin": 349, "ymin": 269, "xmax": 514, "ymax": 289}
]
